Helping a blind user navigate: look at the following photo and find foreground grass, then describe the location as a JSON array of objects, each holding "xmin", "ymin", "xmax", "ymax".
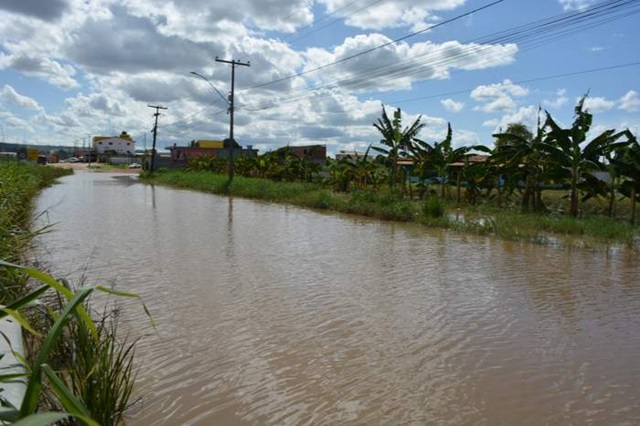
[
  {"xmin": 0, "ymin": 160, "xmax": 137, "ymax": 424},
  {"xmin": 144, "ymin": 170, "xmax": 639, "ymax": 249},
  {"xmin": 0, "ymin": 160, "xmax": 72, "ymax": 302}
]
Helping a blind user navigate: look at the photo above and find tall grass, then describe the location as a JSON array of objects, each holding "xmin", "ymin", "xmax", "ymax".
[
  {"xmin": 0, "ymin": 160, "xmax": 72, "ymax": 303},
  {"xmin": 0, "ymin": 160, "xmax": 143, "ymax": 424},
  {"xmin": 144, "ymin": 169, "xmax": 640, "ymax": 248}
]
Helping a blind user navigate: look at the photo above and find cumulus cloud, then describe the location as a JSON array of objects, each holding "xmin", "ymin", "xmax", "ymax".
[
  {"xmin": 582, "ymin": 96, "xmax": 614, "ymax": 113},
  {"xmin": 471, "ymin": 79, "xmax": 528, "ymax": 113},
  {"xmin": 543, "ymin": 89, "xmax": 569, "ymax": 109},
  {"xmin": 0, "ymin": 54, "xmax": 78, "ymax": 89},
  {"xmin": 304, "ymin": 35, "xmax": 518, "ymax": 92},
  {"xmin": 441, "ymin": 98, "xmax": 464, "ymax": 113},
  {"xmin": 1, "ymin": 85, "xmax": 41, "ymax": 110},
  {"xmin": 618, "ymin": 90, "xmax": 640, "ymax": 112},
  {"xmin": 65, "ymin": 8, "xmax": 214, "ymax": 75},
  {"xmin": 319, "ymin": 0, "xmax": 465, "ymax": 30},
  {"xmin": 484, "ymin": 105, "xmax": 540, "ymax": 139}
]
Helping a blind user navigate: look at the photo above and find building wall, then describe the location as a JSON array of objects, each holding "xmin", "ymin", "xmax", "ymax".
[
  {"xmin": 288, "ymin": 145, "xmax": 327, "ymax": 165},
  {"xmin": 93, "ymin": 137, "xmax": 135, "ymax": 154}
]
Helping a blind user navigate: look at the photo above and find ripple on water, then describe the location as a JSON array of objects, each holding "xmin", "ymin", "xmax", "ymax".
[{"xmin": 33, "ymin": 173, "xmax": 640, "ymax": 425}]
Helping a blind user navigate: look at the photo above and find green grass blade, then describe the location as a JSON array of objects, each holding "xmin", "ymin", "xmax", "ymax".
[
  {"xmin": 19, "ymin": 287, "xmax": 95, "ymax": 417},
  {"xmin": 1, "ymin": 308, "xmax": 41, "ymax": 337},
  {"xmin": 0, "ymin": 260, "xmax": 73, "ymax": 300},
  {"xmin": 0, "ymin": 285, "xmax": 49, "ymax": 320},
  {"xmin": 0, "ymin": 260, "xmax": 98, "ymax": 340},
  {"xmin": 96, "ymin": 285, "xmax": 156, "ymax": 328},
  {"xmin": 41, "ymin": 364, "xmax": 91, "ymax": 419}
]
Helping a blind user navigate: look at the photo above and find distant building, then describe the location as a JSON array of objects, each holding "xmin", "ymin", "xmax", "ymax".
[
  {"xmin": 286, "ymin": 145, "xmax": 327, "ymax": 166},
  {"xmin": 335, "ymin": 149, "xmax": 369, "ymax": 162},
  {"xmin": 93, "ymin": 131, "xmax": 136, "ymax": 155},
  {"xmin": 167, "ymin": 139, "xmax": 258, "ymax": 167}
]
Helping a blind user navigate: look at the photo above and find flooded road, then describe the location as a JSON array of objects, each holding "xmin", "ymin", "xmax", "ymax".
[{"xmin": 36, "ymin": 172, "xmax": 640, "ymax": 425}]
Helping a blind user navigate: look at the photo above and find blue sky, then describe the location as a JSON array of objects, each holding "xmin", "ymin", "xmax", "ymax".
[{"xmin": 0, "ymin": 0, "xmax": 639, "ymax": 155}]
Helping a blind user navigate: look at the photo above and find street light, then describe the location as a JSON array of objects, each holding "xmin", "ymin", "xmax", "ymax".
[
  {"xmin": 190, "ymin": 71, "xmax": 235, "ymax": 180},
  {"xmin": 190, "ymin": 72, "xmax": 229, "ymax": 107}
]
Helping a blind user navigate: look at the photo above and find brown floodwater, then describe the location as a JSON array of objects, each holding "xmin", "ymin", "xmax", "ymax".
[{"xmin": 35, "ymin": 172, "xmax": 640, "ymax": 425}]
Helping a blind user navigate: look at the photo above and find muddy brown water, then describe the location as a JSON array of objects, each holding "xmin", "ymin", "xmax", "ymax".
[{"xmin": 35, "ymin": 172, "xmax": 640, "ymax": 425}]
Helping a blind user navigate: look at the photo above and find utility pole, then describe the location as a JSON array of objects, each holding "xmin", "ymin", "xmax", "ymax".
[
  {"xmin": 148, "ymin": 104, "xmax": 168, "ymax": 172},
  {"xmin": 87, "ymin": 133, "xmax": 92, "ymax": 167},
  {"xmin": 215, "ymin": 57, "xmax": 250, "ymax": 182}
]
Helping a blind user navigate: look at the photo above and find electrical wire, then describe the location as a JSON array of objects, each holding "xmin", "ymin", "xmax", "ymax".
[
  {"xmin": 239, "ymin": 0, "xmax": 639, "ymax": 113},
  {"xmin": 249, "ymin": 0, "xmax": 506, "ymax": 90}
]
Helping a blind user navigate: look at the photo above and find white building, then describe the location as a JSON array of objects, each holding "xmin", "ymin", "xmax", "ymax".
[{"xmin": 93, "ymin": 131, "xmax": 135, "ymax": 155}]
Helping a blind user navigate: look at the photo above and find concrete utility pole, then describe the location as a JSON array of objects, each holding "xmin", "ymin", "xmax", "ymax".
[
  {"xmin": 215, "ymin": 57, "xmax": 250, "ymax": 182},
  {"xmin": 148, "ymin": 104, "xmax": 168, "ymax": 172}
]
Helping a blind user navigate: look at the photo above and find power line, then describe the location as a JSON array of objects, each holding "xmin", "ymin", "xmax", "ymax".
[
  {"xmin": 284, "ymin": 0, "xmax": 386, "ymax": 45},
  {"xmin": 389, "ymin": 60, "xmax": 640, "ymax": 105},
  {"xmin": 249, "ymin": 0, "xmax": 506, "ymax": 90},
  {"xmin": 240, "ymin": 0, "xmax": 639, "ymax": 113}
]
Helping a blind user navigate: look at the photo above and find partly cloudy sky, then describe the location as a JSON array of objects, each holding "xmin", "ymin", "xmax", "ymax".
[{"xmin": 0, "ymin": 0, "xmax": 638, "ymax": 154}]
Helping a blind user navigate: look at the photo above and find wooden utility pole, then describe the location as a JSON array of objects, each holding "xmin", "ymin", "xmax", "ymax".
[
  {"xmin": 148, "ymin": 104, "xmax": 167, "ymax": 172},
  {"xmin": 215, "ymin": 57, "xmax": 250, "ymax": 182}
]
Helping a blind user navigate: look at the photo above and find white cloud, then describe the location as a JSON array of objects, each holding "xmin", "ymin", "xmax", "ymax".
[
  {"xmin": 1, "ymin": 85, "xmax": 41, "ymax": 110},
  {"xmin": 319, "ymin": 0, "xmax": 465, "ymax": 31},
  {"xmin": 542, "ymin": 89, "xmax": 568, "ymax": 109},
  {"xmin": 482, "ymin": 119, "xmax": 499, "ymax": 127},
  {"xmin": 304, "ymin": 35, "xmax": 518, "ymax": 93},
  {"xmin": 582, "ymin": 96, "xmax": 615, "ymax": 113},
  {"xmin": 559, "ymin": 0, "xmax": 595, "ymax": 11},
  {"xmin": 489, "ymin": 105, "xmax": 540, "ymax": 137},
  {"xmin": 618, "ymin": 90, "xmax": 640, "ymax": 112},
  {"xmin": 471, "ymin": 79, "xmax": 528, "ymax": 114},
  {"xmin": 470, "ymin": 79, "xmax": 528, "ymax": 100},
  {"xmin": 441, "ymin": 98, "xmax": 464, "ymax": 113}
]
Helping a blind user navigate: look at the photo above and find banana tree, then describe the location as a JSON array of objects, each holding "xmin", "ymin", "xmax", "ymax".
[
  {"xmin": 372, "ymin": 106, "xmax": 425, "ymax": 191},
  {"xmin": 542, "ymin": 96, "xmax": 627, "ymax": 217},
  {"xmin": 615, "ymin": 130, "xmax": 640, "ymax": 225},
  {"xmin": 492, "ymin": 119, "xmax": 548, "ymax": 212},
  {"xmin": 426, "ymin": 123, "xmax": 474, "ymax": 200}
]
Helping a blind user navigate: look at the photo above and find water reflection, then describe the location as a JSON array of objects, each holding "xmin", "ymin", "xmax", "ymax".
[{"xmin": 35, "ymin": 172, "xmax": 640, "ymax": 425}]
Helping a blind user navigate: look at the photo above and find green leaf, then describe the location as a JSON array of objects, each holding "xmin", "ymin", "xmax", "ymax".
[
  {"xmin": 41, "ymin": 364, "xmax": 91, "ymax": 418},
  {"xmin": 1, "ymin": 308, "xmax": 41, "ymax": 337},
  {"xmin": 0, "ymin": 260, "xmax": 98, "ymax": 341},
  {"xmin": 0, "ymin": 285, "xmax": 49, "ymax": 321},
  {"xmin": 19, "ymin": 287, "xmax": 95, "ymax": 417}
]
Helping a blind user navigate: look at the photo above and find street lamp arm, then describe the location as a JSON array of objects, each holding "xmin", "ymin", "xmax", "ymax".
[{"xmin": 190, "ymin": 71, "xmax": 230, "ymax": 106}]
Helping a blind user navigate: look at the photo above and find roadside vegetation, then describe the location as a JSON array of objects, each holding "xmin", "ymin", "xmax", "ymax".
[
  {"xmin": 142, "ymin": 96, "xmax": 640, "ymax": 247},
  {"xmin": 142, "ymin": 95, "xmax": 640, "ymax": 248},
  {"xmin": 0, "ymin": 159, "xmax": 142, "ymax": 425}
]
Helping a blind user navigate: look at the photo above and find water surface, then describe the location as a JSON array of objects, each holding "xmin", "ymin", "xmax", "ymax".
[{"xmin": 36, "ymin": 172, "xmax": 640, "ymax": 425}]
